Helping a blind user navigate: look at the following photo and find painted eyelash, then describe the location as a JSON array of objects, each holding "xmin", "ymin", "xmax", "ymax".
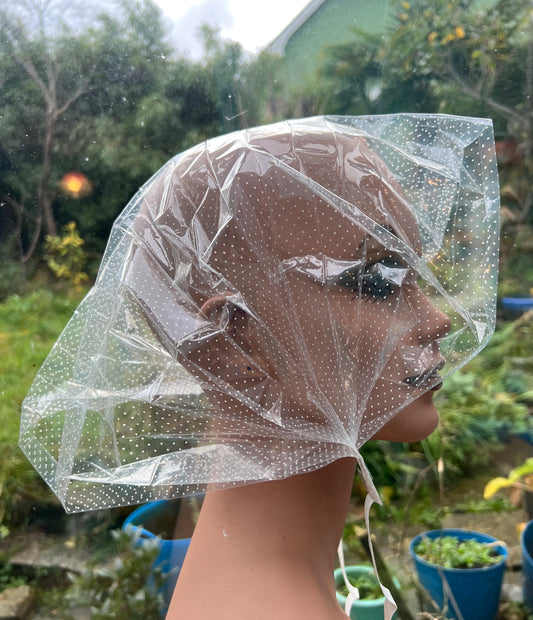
[{"xmin": 335, "ymin": 260, "xmax": 406, "ymax": 302}]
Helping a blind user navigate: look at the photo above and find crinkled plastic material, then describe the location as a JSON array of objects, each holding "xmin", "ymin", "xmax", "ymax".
[{"xmin": 20, "ymin": 115, "xmax": 500, "ymax": 512}]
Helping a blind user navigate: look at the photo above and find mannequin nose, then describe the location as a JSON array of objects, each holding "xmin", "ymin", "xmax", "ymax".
[{"xmin": 412, "ymin": 289, "xmax": 452, "ymax": 344}]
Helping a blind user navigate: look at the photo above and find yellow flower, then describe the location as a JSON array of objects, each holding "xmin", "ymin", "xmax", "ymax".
[
  {"xmin": 402, "ymin": 1, "xmax": 410, "ymax": 9},
  {"xmin": 441, "ymin": 33, "xmax": 455, "ymax": 44},
  {"xmin": 428, "ymin": 31, "xmax": 438, "ymax": 43},
  {"xmin": 455, "ymin": 26, "xmax": 465, "ymax": 38},
  {"xmin": 399, "ymin": 12, "xmax": 408, "ymax": 20}
]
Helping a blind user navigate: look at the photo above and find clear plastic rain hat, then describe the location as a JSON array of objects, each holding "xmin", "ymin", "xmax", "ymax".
[{"xmin": 20, "ymin": 115, "xmax": 500, "ymax": 513}]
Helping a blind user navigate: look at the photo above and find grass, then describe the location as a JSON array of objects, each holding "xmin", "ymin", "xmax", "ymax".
[{"xmin": 0, "ymin": 287, "xmax": 86, "ymax": 527}]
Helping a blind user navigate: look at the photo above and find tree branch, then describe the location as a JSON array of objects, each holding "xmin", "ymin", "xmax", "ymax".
[
  {"xmin": 444, "ymin": 60, "xmax": 522, "ymax": 123},
  {"xmin": 0, "ymin": 190, "xmax": 42, "ymax": 262},
  {"xmin": 16, "ymin": 53, "xmax": 55, "ymax": 109},
  {"xmin": 57, "ymin": 81, "xmax": 90, "ymax": 116}
]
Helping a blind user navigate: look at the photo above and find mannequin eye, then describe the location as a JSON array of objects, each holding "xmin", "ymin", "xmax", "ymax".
[{"xmin": 335, "ymin": 259, "xmax": 410, "ymax": 302}]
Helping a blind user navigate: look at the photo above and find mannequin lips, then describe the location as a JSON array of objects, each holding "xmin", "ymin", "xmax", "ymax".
[{"xmin": 403, "ymin": 359, "xmax": 445, "ymax": 389}]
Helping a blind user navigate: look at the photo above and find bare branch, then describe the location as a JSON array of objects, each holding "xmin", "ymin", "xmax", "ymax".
[
  {"xmin": 16, "ymin": 54, "xmax": 55, "ymax": 109},
  {"xmin": 57, "ymin": 82, "xmax": 90, "ymax": 115},
  {"xmin": 444, "ymin": 60, "xmax": 523, "ymax": 123},
  {"xmin": 0, "ymin": 191, "xmax": 42, "ymax": 262}
]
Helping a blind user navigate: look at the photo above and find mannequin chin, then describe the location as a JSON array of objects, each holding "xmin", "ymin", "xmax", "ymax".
[{"xmin": 371, "ymin": 389, "xmax": 439, "ymax": 442}]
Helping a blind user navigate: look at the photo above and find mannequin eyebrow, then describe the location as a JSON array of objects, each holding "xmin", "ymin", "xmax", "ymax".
[
  {"xmin": 354, "ymin": 223, "xmax": 421, "ymax": 264},
  {"xmin": 355, "ymin": 234, "xmax": 406, "ymax": 265}
]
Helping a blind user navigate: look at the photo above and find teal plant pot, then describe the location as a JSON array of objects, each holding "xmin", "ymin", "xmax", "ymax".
[
  {"xmin": 334, "ymin": 565, "xmax": 398, "ymax": 620},
  {"xmin": 123, "ymin": 500, "xmax": 192, "ymax": 615},
  {"xmin": 410, "ymin": 529, "xmax": 507, "ymax": 620}
]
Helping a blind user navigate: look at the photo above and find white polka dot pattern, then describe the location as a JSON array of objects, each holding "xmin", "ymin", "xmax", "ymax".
[{"xmin": 20, "ymin": 115, "xmax": 500, "ymax": 512}]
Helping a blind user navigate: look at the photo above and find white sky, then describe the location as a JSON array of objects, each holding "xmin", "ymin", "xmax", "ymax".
[{"xmin": 153, "ymin": 0, "xmax": 311, "ymax": 57}]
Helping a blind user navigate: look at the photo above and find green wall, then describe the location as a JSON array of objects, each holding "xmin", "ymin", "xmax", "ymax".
[{"xmin": 273, "ymin": 0, "xmax": 395, "ymax": 88}]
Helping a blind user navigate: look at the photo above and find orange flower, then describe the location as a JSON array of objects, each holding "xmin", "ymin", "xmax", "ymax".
[{"xmin": 455, "ymin": 26, "xmax": 465, "ymax": 39}]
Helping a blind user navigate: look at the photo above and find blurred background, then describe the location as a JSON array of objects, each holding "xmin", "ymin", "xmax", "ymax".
[{"xmin": 1, "ymin": 1, "xmax": 532, "ymax": 617}]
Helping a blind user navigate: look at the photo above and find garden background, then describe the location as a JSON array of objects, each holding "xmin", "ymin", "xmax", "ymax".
[{"xmin": 1, "ymin": 0, "xmax": 533, "ymax": 617}]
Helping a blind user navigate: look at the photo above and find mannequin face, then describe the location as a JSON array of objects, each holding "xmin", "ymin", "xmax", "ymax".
[
  {"xmin": 264, "ymin": 175, "xmax": 451, "ymax": 443},
  {"xmin": 279, "ymin": 233, "xmax": 450, "ymax": 443}
]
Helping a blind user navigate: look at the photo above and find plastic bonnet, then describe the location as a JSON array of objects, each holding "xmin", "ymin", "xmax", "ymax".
[{"xmin": 20, "ymin": 115, "xmax": 500, "ymax": 512}]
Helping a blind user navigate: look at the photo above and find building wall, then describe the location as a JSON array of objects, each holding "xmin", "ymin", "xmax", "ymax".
[{"xmin": 269, "ymin": 0, "xmax": 395, "ymax": 88}]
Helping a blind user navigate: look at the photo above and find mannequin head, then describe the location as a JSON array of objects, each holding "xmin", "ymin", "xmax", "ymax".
[
  {"xmin": 20, "ymin": 115, "xmax": 499, "ymax": 512},
  {"xmin": 142, "ymin": 130, "xmax": 451, "ymax": 448}
]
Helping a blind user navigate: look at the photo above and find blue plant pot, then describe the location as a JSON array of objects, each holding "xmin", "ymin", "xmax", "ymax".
[
  {"xmin": 122, "ymin": 500, "xmax": 192, "ymax": 614},
  {"xmin": 334, "ymin": 565, "xmax": 398, "ymax": 620},
  {"xmin": 409, "ymin": 529, "xmax": 507, "ymax": 620},
  {"xmin": 502, "ymin": 297, "xmax": 533, "ymax": 318},
  {"xmin": 521, "ymin": 519, "xmax": 533, "ymax": 611}
]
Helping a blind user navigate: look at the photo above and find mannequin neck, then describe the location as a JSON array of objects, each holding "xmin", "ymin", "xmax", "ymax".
[{"xmin": 167, "ymin": 458, "xmax": 357, "ymax": 620}]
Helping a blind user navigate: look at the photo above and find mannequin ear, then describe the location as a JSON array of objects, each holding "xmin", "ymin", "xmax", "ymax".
[
  {"xmin": 192, "ymin": 296, "xmax": 267, "ymax": 381},
  {"xmin": 198, "ymin": 296, "xmax": 249, "ymax": 341}
]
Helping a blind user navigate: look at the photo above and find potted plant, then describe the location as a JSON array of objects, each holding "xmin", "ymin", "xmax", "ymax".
[
  {"xmin": 333, "ymin": 565, "xmax": 398, "ymax": 620},
  {"xmin": 409, "ymin": 529, "xmax": 507, "ymax": 620},
  {"xmin": 122, "ymin": 497, "xmax": 202, "ymax": 615}
]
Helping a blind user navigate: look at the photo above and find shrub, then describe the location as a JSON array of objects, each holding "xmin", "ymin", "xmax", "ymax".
[
  {"xmin": 61, "ymin": 526, "xmax": 170, "ymax": 619},
  {"xmin": 44, "ymin": 222, "xmax": 89, "ymax": 291}
]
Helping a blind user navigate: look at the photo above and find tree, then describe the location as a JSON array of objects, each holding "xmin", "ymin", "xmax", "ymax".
[
  {"xmin": 0, "ymin": 7, "xmax": 283, "ymax": 280},
  {"xmin": 0, "ymin": 0, "xmax": 170, "ymax": 264},
  {"xmin": 383, "ymin": 0, "xmax": 533, "ymax": 281},
  {"xmin": 198, "ymin": 25, "xmax": 282, "ymax": 133},
  {"xmin": 320, "ymin": 30, "xmax": 437, "ymax": 115},
  {"xmin": 316, "ymin": 0, "xmax": 533, "ymax": 291}
]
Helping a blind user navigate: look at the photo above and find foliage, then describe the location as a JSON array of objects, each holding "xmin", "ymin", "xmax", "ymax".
[
  {"xmin": 0, "ymin": 235, "xmax": 28, "ymax": 300},
  {"xmin": 0, "ymin": 289, "xmax": 84, "ymax": 526},
  {"xmin": 318, "ymin": 0, "xmax": 533, "ymax": 296},
  {"xmin": 320, "ymin": 29, "xmax": 436, "ymax": 115},
  {"xmin": 484, "ymin": 457, "xmax": 533, "ymax": 498},
  {"xmin": 0, "ymin": 559, "xmax": 29, "ymax": 592},
  {"xmin": 422, "ymin": 370, "xmax": 530, "ymax": 478},
  {"xmin": 0, "ymin": 559, "xmax": 69, "ymax": 598},
  {"xmin": 198, "ymin": 25, "xmax": 281, "ymax": 133},
  {"xmin": 0, "ymin": 0, "xmax": 176, "ymax": 260},
  {"xmin": 359, "ymin": 440, "xmax": 423, "ymax": 502},
  {"xmin": 497, "ymin": 601, "xmax": 533, "ymax": 620},
  {"xmin": 414, "ymin": 535, "xmax": 503, "ymax": 569},
  {"xmin": 44, "ymin": 221, "xmax": 89, "ymax": 290},
  {"xmin": 320, "ymin": 0, "xmax": 533, "ymax": 143},
  {"xmin": 465, "ymin": 310, "xmax": 533, "ymax": 397},
  {"xmin": 0, "ymin": 1, "xmax": 283, "ymax": 276},
  {"xmin": 61, "ymin": 526, "xmax": 169, "ymax": 619},
  {"xmin": 499, "ymin": 229, "xmax": 533, "ymax": 297},
  {"xmin": 375, "ymin": 0, "xmax": 532, "ymax": 144},
  {"xmin": 337, "ymin": 571, "xmax": 382, "ymax": 600}
]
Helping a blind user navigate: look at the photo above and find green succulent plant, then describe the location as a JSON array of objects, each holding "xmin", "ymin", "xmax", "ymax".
[{"xmin": 414, "ymin": 535, "xmax": 503, "ymax": 569}]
